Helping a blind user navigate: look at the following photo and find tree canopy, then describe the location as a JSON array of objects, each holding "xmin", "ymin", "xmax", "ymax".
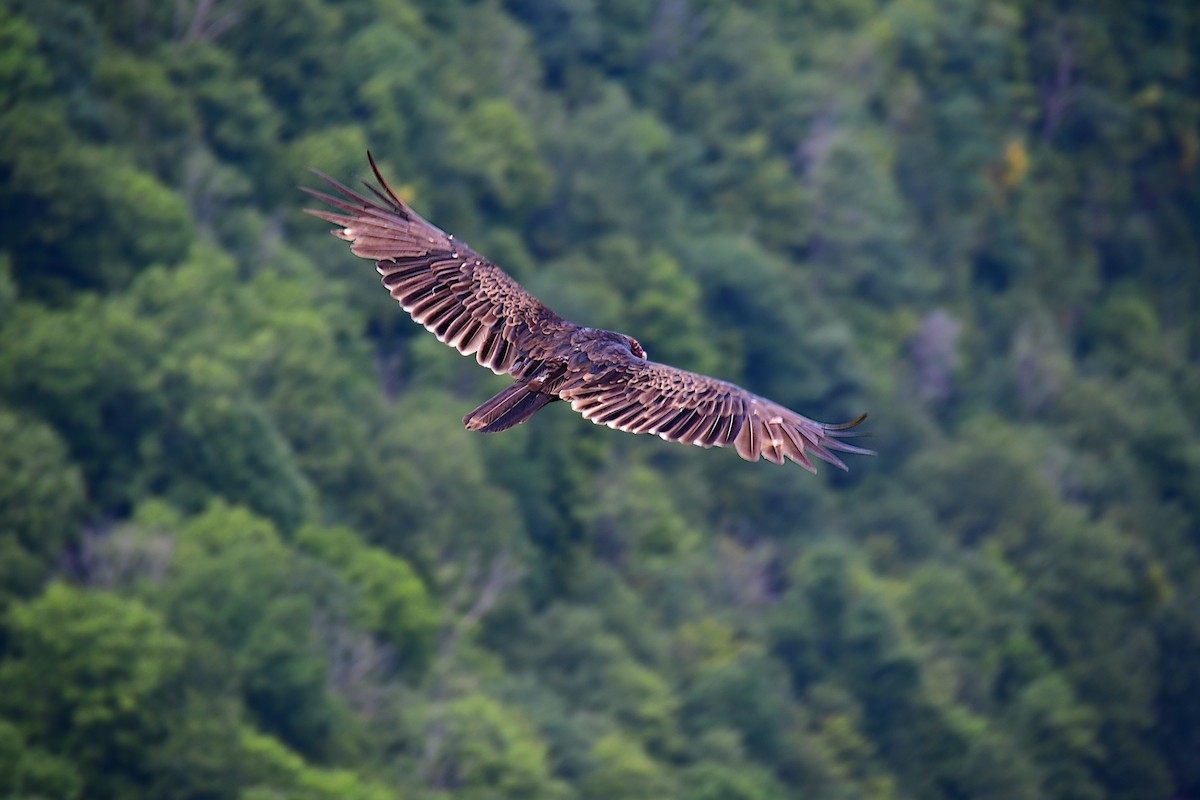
[{"xmin": 0, "ymin": 0, "xmax": 1197, "ymax": 798}]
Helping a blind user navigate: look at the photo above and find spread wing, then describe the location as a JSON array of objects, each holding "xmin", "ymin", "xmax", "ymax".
[
  {"xmin": 303, "ymin": 154, "xmax": 577, "ymax": 377},
  {"xmin": 560, "ymin": 359, "xmax": 871, "ymax": 471}
]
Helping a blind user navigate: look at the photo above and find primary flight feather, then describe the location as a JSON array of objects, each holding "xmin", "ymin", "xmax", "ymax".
[{"xmin": 303, "ymin": 154, "xmax": 871, "ymax": 471}]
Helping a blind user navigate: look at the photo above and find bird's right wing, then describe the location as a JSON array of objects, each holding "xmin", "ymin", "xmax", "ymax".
[
  {"xmin": 561, "ymin": 358, "xmax": 871, "ymax": 471},
  {"xmin": 303, "ymin": 155, "xmax": 577, "ymax": 377}
]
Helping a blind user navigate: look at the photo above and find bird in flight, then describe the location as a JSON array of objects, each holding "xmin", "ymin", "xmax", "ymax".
[{"xmin": 304, "ymin": 154, "xmax": 871, "ymax": 471}]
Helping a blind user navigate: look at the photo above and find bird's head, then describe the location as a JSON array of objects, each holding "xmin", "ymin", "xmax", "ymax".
[{"xmin": 625, "ymin": 336, "xmax": 646, "ymax": 360}]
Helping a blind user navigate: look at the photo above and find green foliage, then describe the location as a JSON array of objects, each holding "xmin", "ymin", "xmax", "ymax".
[
  {"xmin": 683, "ymin": 760, "xmax": 786, "ymax": 800},
  {"xmin": 0, "ymin": 408, "xmax": 86, "ymax": 605},
  {"xmin": 579, "ymin": 459, "xmax": 698, "ymax": 562},
  {"xmin": 0, "ymin": 7, "xmax": 51, "ymax": 111},
  {"xmin": 157, "ymin": 503, "xmax": 353, "ymax": 760},
  {"xmin": 238, "ymin": 727, "xmax": 393, "ymax": 800},
  {"xmin": 296, "ymin": 524, "xmax": 438, "ymax": 672},
  {"xmin": 579, "ymin": 732, "xmax": 674, "ymax": 800},
  {"xmin": 0, "ymin": 0, "xmax": 1197, "ymax": 797},
  {"xmin": 167, "ymin": 42, "xmax": 284, "ymax": 186},
  {"xmin": 0, "ymin": 103, "xmax": 192, "ymax": 300},
  {"xmin": 445, "ymin": 99, "xmax": 554, "ymax": 215},
  {"xmin": 683, "ymin": 653, "xmax": 796, "ymax": 766},
  {"xmin": 216, "ymin": 0, "xmax": 353, "ymax": 136},
  {"xmin": 424, "ymin": 693, "xmax": 569, "ymax": 800},
  {"xmin": 0, "ymin": 717, "xmax": 84, "ymax": 800},
  {"xmin": 143, "ymin": 695, "xmax": 253, "ymax": 800},
  {"xmin": 1013, "ymin": 674, "xmax": 1103, "ymax": 799},
  {"xmin": 509, "ymin": 603, "xmax": 681, "ymax": 753},
  {"xmin": 0, "ymin": 584, "xmax": 185, "ymax": 798},
  {"xmin": 93, "ymin": 49, "xmax": 198, "ymax": 180},
  {"xmin": 0, "ymin": 252, "xmax": 317, "ymax": 527}
]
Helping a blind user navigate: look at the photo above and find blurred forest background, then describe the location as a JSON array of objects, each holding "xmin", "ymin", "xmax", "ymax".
[{"xmin": 1, "ymin": 0, "xmax": 1199, "ymax": 798}]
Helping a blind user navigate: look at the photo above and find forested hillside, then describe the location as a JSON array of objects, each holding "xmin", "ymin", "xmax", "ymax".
[{"xmin": 1, "ymin": 0, "xmax": 1198, "ymax": 797}]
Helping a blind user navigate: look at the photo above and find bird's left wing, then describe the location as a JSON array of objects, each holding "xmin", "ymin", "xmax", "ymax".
[
  {"xmin": 303, "ymin": 155, "xmax": 577, "ymax": 377},
  {"xmin": 560, "ymin": 358, "xmax": 871, "ymax": 470}
]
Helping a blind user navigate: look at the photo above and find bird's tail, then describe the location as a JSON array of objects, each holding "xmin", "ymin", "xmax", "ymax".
[{"xmin": 464, "ymin": 381, "xmax": 556, "ymax": 433}]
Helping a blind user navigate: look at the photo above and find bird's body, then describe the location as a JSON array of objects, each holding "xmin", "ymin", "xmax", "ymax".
[
  {"xmin": 461, "ymin": 328, "xmax": 635, "ymax": 433},
  {"xmin": 304, "ymin": 154, "xmax": 871, "ymax": 471}
]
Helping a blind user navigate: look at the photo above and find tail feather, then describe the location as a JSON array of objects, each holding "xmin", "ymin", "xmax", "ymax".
[{"xmin": 464, "ymin": 381, "xmax": 555, "ymax": 433}]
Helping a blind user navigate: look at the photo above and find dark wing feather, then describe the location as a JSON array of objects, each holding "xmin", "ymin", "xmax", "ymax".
[
  {"xmin": 303, "ymin": 155, "xmax": 577, "ymax": 377},
  {"xmin": 560, "ymin": 359, "xmax": 871, "ymax": 471}
]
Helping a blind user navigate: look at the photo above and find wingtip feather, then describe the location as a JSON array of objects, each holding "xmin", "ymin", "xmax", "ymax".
[
  {"xmin": 826, "ymin": 412, "xmax": 868, "ymax": 431},
  {"xmin": 367, "ymin": 150, "xmax": 406, "ymax": 210}
]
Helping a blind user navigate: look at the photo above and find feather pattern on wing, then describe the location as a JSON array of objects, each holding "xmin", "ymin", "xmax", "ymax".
[
  {"xmin": 302, "ymin": 156, "xmax": 576, "ymax": 378},
  {"xmin": 559, "ymin": 354, "xmax": 871, "ymax": 471}
]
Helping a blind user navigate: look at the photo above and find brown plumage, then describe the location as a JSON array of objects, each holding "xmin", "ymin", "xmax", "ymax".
[{"xmin": 303, "ymin": 154, "xmax": 871, "ymax": 471}]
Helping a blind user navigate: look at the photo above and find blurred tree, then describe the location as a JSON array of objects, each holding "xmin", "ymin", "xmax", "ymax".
[
  {"xmin": 0, "ymin": 717, "xmax": 83, "ymax": 800},
  {"xmin": 683, "ymin": 759, "xmax": 786, "ymax": 800},
  {"xmin": 804, "ymin": 129, "xmax": 929, "ymax": 306},
  {"xmin": 0, "ymin": 584, "xmax": 186, "ymax": 799},
  {"xmin": 683, "ymin": 653, "xmax": 795, "ymax": 766},
  {"xmin": 296, "ymin": 524, "xmax": 438, "ymax": 674},
  {"xmin": 538, "ymin": 85, "xmax": 679, "ymax": 246},
  {"xmin": 511, "ymin": 604, "xmax": 681, "ymax": 754},
  {"xmin": 93, "ymin": 50, "xmax": 199, "ymax": 181},
  {"xmin": 0, "ymin": 0, "xmax": 1198, "ymax": 797},
  {"xmin": 1011, "ymin": 673, "xmax": 1103, "ymax": 800},
  {"xmin": 0, "ymin": 408, "xmax": 86, "ymax": 606},
  {"xmin": 217, "ymin": 0, "xmax": 354, "ymax": 137},
  {"xmin": 167, "ymin": 42, "xmax": 283, "ymax": 180},
  {"xmin": 579, "ymin": 459, "xmax": 698, "ymax": 565},
  {"xmin": 0, "ymin": 6, "xmax": 52, "ymax": 111},
  {"xmin": 579, "ymin": 731, "xmax": 674, "ymax": 800},
  {"xmin": 6, "ymin": 0, "xmax": 101, "ymax": 101},
  {"xmin": 158, "ymin": 502, "xmax": 357, "ymax": 760},
  {"xmin": 444, "ymin": 99, "xmax": 553, "ymax": 217},
  {"xmin": 903, "ymin": 415, "xmax": 1057, "ymax": 548},
  {"xmin": 356, "ymin": 389, "xmax": 526, "ymax": 575},
  {"xmin": 503, "ymin": 0, "xmax": 604, "ymax": 91},
  {"xmin": 140, "ymin": 692, "xmax": 249, "ymax": 800},
  {"xmin": 0, "ymin": 118, "xmax": 193, "ymax": 300},
  {"xmin": 1151, "ymin": 599, "xmax": 1200, "ymax": 795},
  {"xmin": 422, "ymin": 692, "xmax": 569, "ymax": 800},
  {"xmin": 0, "ymin": 295, "xmax": 163, "ymax": 513},
  {"xmin": 237, "ymin": 726, "xmax": 393, "ymax": 800}
]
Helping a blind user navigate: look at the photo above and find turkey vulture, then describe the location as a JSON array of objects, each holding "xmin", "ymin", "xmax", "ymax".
[{"xmin": 303, "ymin": 154, "xmax": 871, "ymax": 471}]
